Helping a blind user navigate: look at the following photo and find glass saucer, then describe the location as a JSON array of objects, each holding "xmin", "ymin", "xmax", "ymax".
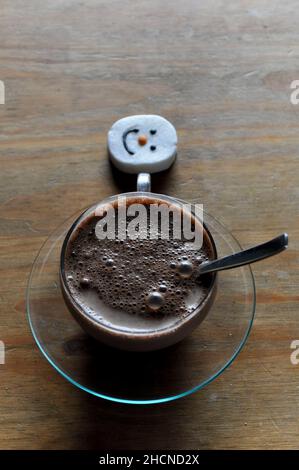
[{"xmin": 26, "ymin": 207, "xmax": 255, "ymax": 405}]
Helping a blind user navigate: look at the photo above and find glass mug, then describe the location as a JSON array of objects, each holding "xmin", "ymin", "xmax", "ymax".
[{"xmin": 60, "ymin": 116, "xmax": 217, "ymax": 351}]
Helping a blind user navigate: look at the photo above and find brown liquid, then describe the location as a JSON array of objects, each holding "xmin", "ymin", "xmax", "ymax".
[{"xmin": 63, "ymin": 197, "xmax": 214, "ymax": 333}]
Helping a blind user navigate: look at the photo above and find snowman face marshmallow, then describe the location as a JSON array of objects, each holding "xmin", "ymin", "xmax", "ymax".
[{"xmin": 108, "ymin": 115, "xmax": 177, "ymax": 174}]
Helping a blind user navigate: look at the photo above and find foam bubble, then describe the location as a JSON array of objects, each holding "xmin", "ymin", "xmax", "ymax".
[
  {"xmin": 80, "ymin": 277, "xmax": 90, "ymax": 288},
  {"xmin": 146, "ymin": 291, "xmax": 164, "ymax": 312},
  {"xmin": 177, "ymin": 260, "xmax": 193, "ymax": 279}
]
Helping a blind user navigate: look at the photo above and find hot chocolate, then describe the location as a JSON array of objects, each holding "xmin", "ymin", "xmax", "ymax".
[{"xmin": 60, "ymin": 194, "xmax": 217, "ymax": 350}]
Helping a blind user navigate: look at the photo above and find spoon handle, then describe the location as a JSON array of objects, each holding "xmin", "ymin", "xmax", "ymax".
[{"xmin": 198, "ymin": 233, "xmax": 288, "ymax": 275}]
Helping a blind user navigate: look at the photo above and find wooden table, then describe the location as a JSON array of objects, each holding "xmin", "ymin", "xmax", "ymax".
[{"xmin": 0, "ymin": 0, "xmax": 298, "ymax": 450}]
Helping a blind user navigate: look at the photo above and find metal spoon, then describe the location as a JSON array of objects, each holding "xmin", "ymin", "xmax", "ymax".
[{"xmin": 198, "ymin": 233, "xmax": 288, "ymax": 275}]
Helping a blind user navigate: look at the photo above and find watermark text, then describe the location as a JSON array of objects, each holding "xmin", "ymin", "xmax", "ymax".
[
  {"xmin": 0, "ymin": 340, "xmax": 5, "ymax": 364},
  {"xmin": 290, "ymin": 340, "xmax": 299, "ymax": 365},
  {"xmin": 290, "ymin": 80, "xmax": 299, "ymax": 104},
  {"xmin": 0, "ymin": 80, "xmax": 4, "ymax": 104},
  {"xmin": 94, "ymin": 197, "xmax": 204, "ymax": 250}
]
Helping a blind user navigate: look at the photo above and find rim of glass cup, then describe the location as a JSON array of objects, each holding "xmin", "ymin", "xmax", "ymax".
[{"xmin": 26, "ymin": 196, "xmax": 256, "ymax": 405}]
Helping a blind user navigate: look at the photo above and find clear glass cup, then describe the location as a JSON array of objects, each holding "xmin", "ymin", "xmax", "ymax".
[{"xmin": 60, "ymin": 192, "xmax": 218, "ymax": 352}]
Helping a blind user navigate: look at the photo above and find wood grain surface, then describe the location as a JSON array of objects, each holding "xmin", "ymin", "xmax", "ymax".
[{"xmin": 0, "ymin": 0, "xmax": 298, "ymax": 450}]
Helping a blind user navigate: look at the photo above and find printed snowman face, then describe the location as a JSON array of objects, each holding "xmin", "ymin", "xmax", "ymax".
[{"xmin": 108, "ymin": 115, "xmax": 177, "ymax": 174}]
